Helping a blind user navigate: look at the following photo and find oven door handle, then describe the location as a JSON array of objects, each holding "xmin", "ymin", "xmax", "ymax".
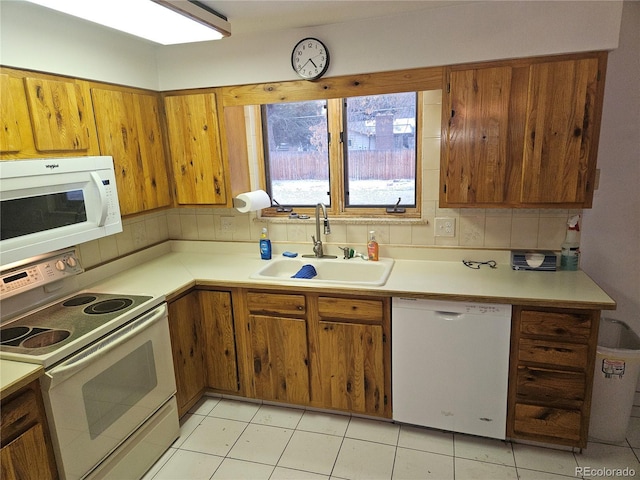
[{"xmin": 44, "ymin": 304, "xmax": 167, "ymax": 388}]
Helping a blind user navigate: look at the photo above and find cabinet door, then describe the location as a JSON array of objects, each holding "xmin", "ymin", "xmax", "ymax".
[
  {"xmin": 0, "ymin": 424, "xmax": 54, "ymax": 480},
  {"xmin": 318, "ymin": 321, "xmax": 385, "ymax": 415},
  {"xmin": 200, "ymin": 291, "xmax": 239, "ymax": 392},
  {"xmin": 168, "ymin": 293, "xmax": 206, "ymax": 416},
  {"xmin": 249, "ymin": 314, "xmax": 310, "ymax": 405},
  {"xmin": 91, "ymin": 88, "xmax": 171, "ymax": 215},
  {"xmin": 164, "ymin": 93, "xmax": 228, "ymax": 205},
  {"xmin": 0, "ymin": 74, "xmax": 26, "ymax": 154},
  {"xmin": 522, "ymin": 58, "xmax": 600, "ymax": 204},
  {"xmin": 24, "ymin": 76, "xmax": 91, "ymax": 152},
  {"xmin": 443, "ymin": 66, "xmax": 515, "ymax": 204}
]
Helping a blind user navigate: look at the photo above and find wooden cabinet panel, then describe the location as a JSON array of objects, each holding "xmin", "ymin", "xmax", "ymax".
[
  {"xmin": 444, "ymin": 66, "xmax": 514, "ymax": 204},
  {"xmin": 0, "ymin": 74, "xmax": 26, "ymax": 154},
  {"xmin": 247, "ymin": 292, "xmax": 306, "ymax": 317},
  {"xmin": 513, "ymin": 404, "xmax": 581, "ymax": 443},
  {"xmin": 168, "ymin": 293, "xmax": 206, "ymax": 416},
  {"xmin": 24, "ymin": 77, "xmax": 90, "ymax": 152},
  {"xmin": 522, "ymin": 58, "xmax": 600, "ymax": 204},
  {"xmin": 200, "ymin": 291, "xmax": 239, "ymax": 393},
  {"xmin": 1, "ymin": 424, "xmax": 55, "ymax": 480},
  {"xmin": 317, "ymin": 321, "xmax": 385, "ymax": 415},
  {"xmin": 518, "ymin": 338, "xmax": 588, "ymax": 369},
  {"xmin": 520, "ymin": 310, "xmax": 592, "ymax": 340},
  {"xmin": 91, "ymin": 87, "xmax": 171, "ymax": 215},
  {"xmin": 516, "ymin": 366, "xmax": 586, "ymax": 405},
  {"xmin": 317, "ymin": 297, "xmax": 383, "ymax": 323},
  {"xmin": 164, "ymin": 93, "xmax": 227, "ymax": 205},
  {"xmin": 249, "ymin": 314, "xmax": 310, "ymax": 404}
]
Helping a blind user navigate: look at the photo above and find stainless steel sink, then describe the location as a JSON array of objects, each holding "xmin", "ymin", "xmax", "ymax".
[{"xmin": 250, "ymin": 257, "xmax": 394, "ymax": 286}]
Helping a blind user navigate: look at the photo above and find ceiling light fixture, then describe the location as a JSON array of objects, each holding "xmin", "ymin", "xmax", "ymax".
[{"xmin": 24, "ymin": 0, "xmax": 231, "ymax": 45}]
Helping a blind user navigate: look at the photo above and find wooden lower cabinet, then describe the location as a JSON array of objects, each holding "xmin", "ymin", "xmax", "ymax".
[
  {"xmin": 507, "ymin": 306, "xmax": 600, "ymax": 448},
  {"xmin": 0, "ymin": 380, "xmax": 58, "ymax": 480}
]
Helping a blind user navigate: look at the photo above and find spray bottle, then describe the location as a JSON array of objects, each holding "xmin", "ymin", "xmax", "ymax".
[{"xmin": 560, "ymin": 215, "xmax": 580, "ymax": 271}]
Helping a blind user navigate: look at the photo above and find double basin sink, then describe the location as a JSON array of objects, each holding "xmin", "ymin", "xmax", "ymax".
[{"xmin": 250, "ymin": 256, "xmax": 395, "ymax": 287}]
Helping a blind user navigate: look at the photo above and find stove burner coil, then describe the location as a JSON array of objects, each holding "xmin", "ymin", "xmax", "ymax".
[
  {"xmin": 83, "ymin": 298, "xmax": 134, "ymax": 315},
  {"xmin": 63, "ymin": 295, "xmax": 98, "ymax": 307}
]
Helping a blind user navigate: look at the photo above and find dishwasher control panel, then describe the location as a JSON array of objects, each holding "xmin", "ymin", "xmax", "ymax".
[{"xmin": 393, "ymin": 297, "xmax": 511, "ymax": 316}]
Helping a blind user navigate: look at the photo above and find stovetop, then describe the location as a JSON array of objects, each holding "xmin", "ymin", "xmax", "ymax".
[{"xmin": 0, "ymin": 292, "xmax": 162, "ymax": 368}]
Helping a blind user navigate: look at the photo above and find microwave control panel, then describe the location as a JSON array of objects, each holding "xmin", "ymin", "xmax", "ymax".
[{"xmin": 0, "ymin": 249, "xmax": 83, "ymax": 299}]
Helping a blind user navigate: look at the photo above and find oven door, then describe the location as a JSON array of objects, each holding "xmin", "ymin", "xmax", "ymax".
[{"xmin": 40, "ymin": 303, "xmax": 176, "ymax": 480}]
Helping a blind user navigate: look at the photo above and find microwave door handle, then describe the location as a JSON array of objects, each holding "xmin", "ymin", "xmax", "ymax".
[
  {"xmin": 45, "ymin": 305, "xmax": 166, "ymax": 388},
  {"xmin": 90, "ymin": 172, "xmax": 109, "ymax": 226}
]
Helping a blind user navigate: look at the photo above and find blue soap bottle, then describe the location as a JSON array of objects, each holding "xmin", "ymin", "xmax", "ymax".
[{"xmin": 260, "ymin": 227, "xmax": 272, "ymax": 260}]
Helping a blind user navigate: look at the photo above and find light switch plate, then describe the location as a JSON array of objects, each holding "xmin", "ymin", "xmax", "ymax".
[{"xmin": 435, "ymin": 217, "xmax": 456, "ymax": 237}]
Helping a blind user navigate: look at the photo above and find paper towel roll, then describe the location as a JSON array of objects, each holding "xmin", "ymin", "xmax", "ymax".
[{"xmin": 234, "ymin": 190, "xmax": 271, "ymax": 213}]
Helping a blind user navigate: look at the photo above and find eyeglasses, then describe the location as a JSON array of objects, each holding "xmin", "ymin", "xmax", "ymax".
[{"xmin": 462, "ymin": 260, "xmax": 497, "ymax": 270}]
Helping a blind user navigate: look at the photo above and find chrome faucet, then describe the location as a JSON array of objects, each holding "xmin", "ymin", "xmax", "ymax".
[{"xmin": 303, "ymin": 203, "xmax": 336, "ymax": 258}]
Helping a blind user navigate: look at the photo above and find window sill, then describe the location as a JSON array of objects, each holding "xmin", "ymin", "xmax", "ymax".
[{"xmin": 256, "ymin": 213, "xmax": 428, "ymax": 226}]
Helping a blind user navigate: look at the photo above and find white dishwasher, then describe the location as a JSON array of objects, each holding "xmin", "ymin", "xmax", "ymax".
[{"xmin": 392, "ymin": 298, "xmax": 512, "ymax": 439}]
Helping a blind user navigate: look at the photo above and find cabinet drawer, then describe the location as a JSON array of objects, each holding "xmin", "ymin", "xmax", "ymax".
[
  {"xmin": 516, "ymin": 366, "xmax": 585, "ymax": 404},
  {"xmin": 520, "ymin": 310, "xmax": 592, "ymax": 341},
  {"xmin": 518, "ymin": 338, "xmax": 588, "ymax": 369},
  {"xmin": 247, "ymin": 292, "xmax": 306, "ymax": 317},
  {"xmin": 513, "ymin": 403, "xmax": 581, "ymax": 442},
  {"xmin": 1, "ymin": 389, "xmax": 38, "ymax": 446},
  {"xmin": 318, "ymin": 297, "xmax": 384, "ymax": 323}
]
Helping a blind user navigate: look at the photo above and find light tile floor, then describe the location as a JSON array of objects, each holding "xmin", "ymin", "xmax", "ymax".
[{"xmin": 143, "ymin": 396, "xmax": 640, "ymax": 480}]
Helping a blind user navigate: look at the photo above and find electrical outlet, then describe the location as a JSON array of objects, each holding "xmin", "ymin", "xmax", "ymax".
[
  {"xmin": 435, "ymin": 217, "xmax": 456, "ymax": 237},
  {"xmin": 220, "ymin": 216, "xmax": 235, "ymax": 232}
]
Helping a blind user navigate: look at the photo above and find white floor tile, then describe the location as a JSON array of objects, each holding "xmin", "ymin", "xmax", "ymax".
[
  {"xmin": 512, "ymin": 443, "xmax": 579, "ymax": 477},
  {"xmin": 252, "ymin": 404, "xmax": 304, "ymax": 429},
  {"xmin": 141, "ymin": 447, "xmax": 176, "ymax": 479},
  {"xmin": 392, "ymin": 447, "xmax": 454, "ymax": 480},
  {"xmin": 332, "ymin": 438, "xmax": 396, "ymax": 480},
  {"xmin": 516, "ymin": 468, "xmax": 581, "ymax": 479},
  {"xmin": 454, "ymin": 434, "xmax": 515, "ymax": 466},
  {"xmin": 271, "ymin": 466, "xmax": 330, "ymax": 480},
  {"xmin": 211, "ymin": 458, "xmax": 274, "ymax": 479},
  {"xmin": 278, "ymin": 430, "xmax": 343, "ymax": 475},
  {"xmin": 346, "ymin": 417, "xmax": 400, "ymax": 446},
  {"xmin": 454, "ymin": 457, "xmax": 518, "ymax": 480},
  {"xmin": 171, "ymin": 413, "xmax": 203, "ymax": 448},
  {"xmin": 188, "ymin": 395, "xmax": 221, "ymax": 416},
  {"xmin": 227, "ymin": 423, "xmax": 293, "ymax": 465},
  {"xmin": 297, "ymin": 410, "xmax": 350, "ymax": 436},
  {"xmin": 180, "ymin": 416, "xmax": 247, "ymax": 456},
  {"xmin": 626, "ymin": 416, "xmax": 640, "ymax": 448},
  {"xmin": 397, "ymin": 425, "xmax": 454, "ymax": 456},
  {"xmin": 208, "ymin": 398, "xmax": 261, "ymax": 422},
  {"xmin": 575, "ymin": 442, "xmax": 640, "ymax": 472},
  {"xmin": 151, "ymin": 449, "xmax": 223, "ymax": 480}
]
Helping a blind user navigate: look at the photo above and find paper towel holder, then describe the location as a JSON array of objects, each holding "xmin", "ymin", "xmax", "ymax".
[{"xmin": 233, "ymin": 189, "xmax": 273, "ymax": 212}]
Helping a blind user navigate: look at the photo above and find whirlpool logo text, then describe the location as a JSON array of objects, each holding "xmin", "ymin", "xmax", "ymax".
[{"xmin": 45, "ymin": 164, "xmax": 60, "ymax": 169}]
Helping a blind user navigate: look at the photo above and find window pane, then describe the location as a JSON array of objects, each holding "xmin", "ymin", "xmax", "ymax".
[
  {"xmin": 262, "ymin": 100, "xmax": 330, "ymax": 207},
  {"xmin": 344, "ymin": 93, "xmax": 417, "ymax": 207}
]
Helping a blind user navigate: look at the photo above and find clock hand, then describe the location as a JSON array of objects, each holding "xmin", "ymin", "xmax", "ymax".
[
  {"xmin": 297, "ymin": 59, "xmax": 311, "ymax": 71},
  {"xmin": 309, "ymin": 58, "xmax": 317, "ymax": 68}
]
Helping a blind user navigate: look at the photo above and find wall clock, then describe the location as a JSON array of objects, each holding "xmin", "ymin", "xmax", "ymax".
[{"xmin": 291, "ymin": 37, "xmax": 330, "ymax": 80}]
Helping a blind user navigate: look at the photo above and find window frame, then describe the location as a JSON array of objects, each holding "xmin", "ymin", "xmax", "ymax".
[{"xmin": 259, "ymin": 93, "xmax": 423, "ymax": 218}]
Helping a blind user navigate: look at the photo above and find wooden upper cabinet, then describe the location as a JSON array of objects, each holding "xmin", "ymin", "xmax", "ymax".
[
  {"xmin": 91, "ymin": 87, "xmax": 172, "ymax": 216},
  {"xmin": 1, "ymin": 68, "xmax": 99, "ymax": 159},
  {"xmin": 521, "ymin": 58, "xmax": 600, "ymax": 204},
  {"xmin": 441, "ymin": 52, "xmax": 606, "ymax": 208},
  {"xmin": 164, "ymin": 92, "xmax": 228, "ymax": 205}
]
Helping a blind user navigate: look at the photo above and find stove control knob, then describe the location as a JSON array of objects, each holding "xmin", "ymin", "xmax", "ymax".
[
  {"xmin": 55, "ymin": 260, "xmax": 66, "ymax": 271},
  {"xmin": 66, "ymin": 256, "xmax": 78, "ymax": 268}
]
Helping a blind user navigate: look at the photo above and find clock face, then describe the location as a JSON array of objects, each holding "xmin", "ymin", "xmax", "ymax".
[{"xmin": 291, "ymin": 38, "xmax": 329, "ymax": 80}]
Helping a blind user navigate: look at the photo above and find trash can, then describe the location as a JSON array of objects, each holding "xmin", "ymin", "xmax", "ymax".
[{"xmin": 589, "ymin": 318, "xmax": 640, "ymax": 442}]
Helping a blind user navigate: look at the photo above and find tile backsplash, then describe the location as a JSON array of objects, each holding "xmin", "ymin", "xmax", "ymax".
[{"xmin": 77, "ymin": 90, "xmax": 580, "ymax": 268}]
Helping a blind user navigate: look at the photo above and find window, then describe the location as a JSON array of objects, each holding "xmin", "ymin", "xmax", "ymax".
[{"xmin": 261, "ymin": 92, "xmax": 420, "ymax": 216}]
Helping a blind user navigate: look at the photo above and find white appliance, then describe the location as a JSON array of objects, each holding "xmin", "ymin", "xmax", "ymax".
[
  {"xmin": 0, "ymin": 156, "xmax": 122, "ymax": 267},
  {"xmin": 392, "ymin": 298, "xmax": 512, "ymax": 439},
  {"xmin": 1, "ymin": 252, "xmax": 179, "ymax": 479}
]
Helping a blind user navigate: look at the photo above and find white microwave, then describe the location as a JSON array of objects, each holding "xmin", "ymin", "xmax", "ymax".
[{"xmin": 0, "ymin": 156, "xmax": 122, "ymax": 267}]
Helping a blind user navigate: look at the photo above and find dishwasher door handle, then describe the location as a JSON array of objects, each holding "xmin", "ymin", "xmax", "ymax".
[{"xmin": 434, "ymin": 311, "xmax": 464, "ymax": 320}]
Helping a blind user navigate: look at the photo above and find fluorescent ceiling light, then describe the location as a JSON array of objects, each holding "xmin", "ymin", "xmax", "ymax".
[{"xmin": 24, "ymin": 0, "xmax": 230, "ymax": 45}]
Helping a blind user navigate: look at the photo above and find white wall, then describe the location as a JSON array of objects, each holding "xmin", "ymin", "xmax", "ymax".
[
  {"xmin": 581, "ymin": 1, "xmax": 640, "ymax": 333},
  {"xmin": 156, "ymin": 1, "xmax": 623, "ymax": 89}
]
